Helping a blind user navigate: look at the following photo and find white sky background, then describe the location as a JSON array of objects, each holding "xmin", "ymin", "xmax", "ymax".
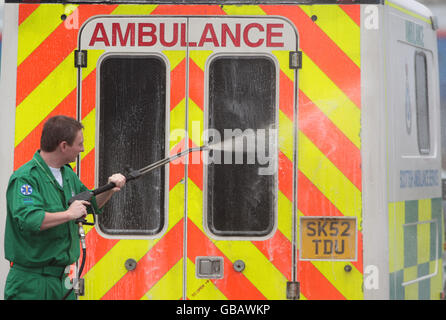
[{"xmin": 0, "ymin": 0, "xmax": 4, "ymax": 33}]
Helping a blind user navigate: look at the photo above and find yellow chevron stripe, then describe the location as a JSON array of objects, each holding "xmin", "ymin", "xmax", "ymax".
[
  {"xmin": 111, "ymin": 4, "xmax": 158, "ymax": 15},
  {"xmin": 300, "ymin": 5, "xmax": 360, "ymax": 68},
  {"xmin": 187, "ymin": 180, "xmax": 288, "ymax": 300},
  {"xmin": 189, "ymin": 50, "xmax": 213, "ymax": 71},
  {"xmin": 142, "ymin": 260, "xmax": 183, "ymax": 300},
  {"xmin": 188, "ymin": 101, "xmax": 204, "ymax": 147},
  {"xmin": 222, "ymin": 5, "xmax": 267, "ymax": 16},
  {"xmin": 272, "ymin": 50, "xmax": 294, "ymax": 82},
  {"xmin": 299, "ymin": 52, "xmax": 360, "ymax": 148},
  {"xmin": 311, "ymin": 260, "xmax": 363, "ymax": 299},
  {"xmin": 389, "ymin": 201, "xmax": 405, "ymax": 273},
  {"xmin": 169, "ymin": 173, "xmax": 185, "ymax": 217},
  {"xmin": 187, "ymin": 258, "xmax": 228, "ymax": 300},
  {"xmin": 298, "ymin": 131, "xmax": 362, "ymax": 221},
  {"xmin": 81, "ymin": 183, "xmax": 183, "ymax": 300},
  {"xmin": 164, "ymin": 50, "xmax": 187, "ymax": 73},
  {"xmin": 17, "ymin": 4, "xmax": 71, "ymax": 66},
  {"xmin": 187, "ymin": 179, "xmax": 203, "ymax": 223},
  {"xmin": 15, "ymin": 50, "xmax": 103, "ymax": 148},
  {"xmin": 170, "ymin": 100, "xmax": 186, "ymax": 149}
]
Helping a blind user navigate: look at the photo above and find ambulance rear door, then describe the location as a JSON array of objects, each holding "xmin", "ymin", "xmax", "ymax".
[
  {"xmin": 185, "ymin": 16, "xmax": 299, "ymax": 300},
  {"xmin": 77, "ymin": 16, "xmax": 187, "ymax": 299}
]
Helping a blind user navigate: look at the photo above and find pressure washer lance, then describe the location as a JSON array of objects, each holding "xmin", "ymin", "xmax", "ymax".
[
  {"xmin": 61, "ymin": 132, "xmax": 258, "ymax": 299},
  {"xmin": 61, "ymin": 144, "xmax": 212, "ymax": 300},
  {"xmin": 67, "ymin": 144, "xmax": 208, "ymax": 214},
  {"xmin": 66, "ymin": 130, "xmax": 255, "ymax": 215}
]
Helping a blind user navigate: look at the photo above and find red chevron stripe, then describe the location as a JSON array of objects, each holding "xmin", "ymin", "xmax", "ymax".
[
  {"xmin": 299, "ymin": 90, "xmax": 361, "ymax": 190},
  {"xmin": 170, "ymin": 160, "xmax": 185, "ymax": 191},
  {"xmin": 81, "ymin": 69, "xmax": 97, "ymax": 119},
  {"xmin": 260, "ymin": 5, "xmax": 361, "ymax": 108},
  {"xmin": 101, "ymin": 219, "xmax": 184, "ymax": 300},
  {"xmin": 298, "ymin": 170, "xmax": 343, "ymax": 217},
  {"xmin": 189, "ymin": 59, "xmax": 204, "ymax": 110},
  {"xmin": 279, "ymin": 151, "xmax": 293, "ymax": 202},
  {"xmin": 299, "ymin": 259, "xmax": 346, "ymax": 300},
  {"xmin": 187, "ymin": 141, "xmax": 204, "ymax": 190},
  {"xmin": 168, "ymin": 139, "xmax": 204, "ymax": 190},
  {"xmin": 187, "ymin": 220, "xmax": 266, "ymax": 300},
  {"xmin": 83, "ymin": 228, "xmax": 119, "ymax": 277},
  {"xmin": 16, "ymin": 5, "xmax": 118, "ymax": 106},
  {"xmin": 19, "ymin": 4, "xmax": 40, "ymax": 25},
  {"xmin": 80, "ymin": 148, "xmax": 95, "ymax": 190},
  {"xmin": 252, "ymin": 230, "xmax": 292, "ymax": 281},
  {"xmin": 339, "ymin": 4, "xmax": 360, "ymax": 26},
  {"xmin": 171, "ymin": 59, "xmax": 186, "ymax": 110}
]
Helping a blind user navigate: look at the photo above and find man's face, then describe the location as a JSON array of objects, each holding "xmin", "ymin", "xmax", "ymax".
[{"xmin": 63, "ymin": 130, "xmax": 85, "ymax": 163}]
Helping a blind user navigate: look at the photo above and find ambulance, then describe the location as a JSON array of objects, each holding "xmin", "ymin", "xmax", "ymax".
[{"xmin": 0, "ymin": 0, "xmax": 443, "ymax": 300}]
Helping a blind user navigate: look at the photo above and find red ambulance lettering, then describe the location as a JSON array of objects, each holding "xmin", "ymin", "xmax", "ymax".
[
  {"xmin": 267, "ymin": 24, "xmax": 284, "ymax": 47},
  {"xmin": 88, "ymin": 22, "xmax": 284, "ymax": 48},
  {"xmin": 198, "ymin": 23, "xmax": 219, "ymax": 47},
  {"xmin": 243, "ymin": 23, "xmax": 264, "ymax": 47},
  {"xmin": 138, "ymin": 23, "xmax": 156, "ymax": 46},
  {"xmin": 221, "ymin": 23, "xmax": 241, "ymax": 47},
  {"xmin": 160, "ymin": 23, "xmax": 180, "ymax": 47},
  {"xmin": 112, "ymin": 23, "xmax": 135, "ymax": 46},
  {"xmin": 89, "ymin": 22, "xmax": 110, "ymax": 46}
]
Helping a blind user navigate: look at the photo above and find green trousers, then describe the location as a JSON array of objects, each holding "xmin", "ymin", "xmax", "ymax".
[{"xmin": 4, "ymin": 266, "xmax": 76, "ymax": 300}]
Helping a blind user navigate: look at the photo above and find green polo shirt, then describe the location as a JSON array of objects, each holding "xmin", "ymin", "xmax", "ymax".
[{"xmin": 4, "ymin": 150, "xmax": 102, "ymax": 268}]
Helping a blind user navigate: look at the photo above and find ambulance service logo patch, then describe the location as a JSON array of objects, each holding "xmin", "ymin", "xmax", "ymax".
[{"xmin": 20, "ymin": 184, "xmax": 33, "ymax": 196}]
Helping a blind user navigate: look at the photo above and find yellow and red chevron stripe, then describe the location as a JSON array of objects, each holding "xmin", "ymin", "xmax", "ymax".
[{"xmin": 14, "ymin": 3, "xmax": 362, "ymax": 300}]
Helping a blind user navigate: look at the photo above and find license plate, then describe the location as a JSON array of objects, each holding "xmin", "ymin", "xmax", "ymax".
[{"xmin": 300, "ymin": 217, "xmax": 357, "ymax": 261}]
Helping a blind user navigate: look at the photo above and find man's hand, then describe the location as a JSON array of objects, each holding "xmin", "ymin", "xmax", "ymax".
[
  {"xmin": 96, "ymin": 173, "xmax": 126, "ymax": 209},
  {"xmin": 66, "ymin": 200, "xmax": 90, "ymax": 220},
  {"xmin": 40, "ymin": 200, "xmax": 91, "ymax": 231},
  {"xmin": 108, "ymin": 173, "xmax": 126, "ymax": 192}
]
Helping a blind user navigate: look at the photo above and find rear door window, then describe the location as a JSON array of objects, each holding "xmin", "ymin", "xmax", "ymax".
[
  {"xmin": 206, "ymin": 56, "xmax": 277, "ymax": 237},
  {"xmin": 98, "ymin": 55, "xmax": 167, "ymax": 236}
]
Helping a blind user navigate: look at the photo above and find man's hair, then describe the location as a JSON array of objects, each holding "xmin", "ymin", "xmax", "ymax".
[{"xmin": 40, "ymin": 115, "xmax": 84, "ymax": 152}]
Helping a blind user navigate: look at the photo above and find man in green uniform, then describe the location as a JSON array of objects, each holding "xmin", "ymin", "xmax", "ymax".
[{"xmin": 4, "ymin": 115, "xmax": 126, "ymax": 300}]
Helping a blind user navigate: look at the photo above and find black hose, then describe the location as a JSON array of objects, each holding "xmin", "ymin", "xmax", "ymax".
[{"xmin": 61, "ymin": 247, "xmax": 86, "ymax": 300}]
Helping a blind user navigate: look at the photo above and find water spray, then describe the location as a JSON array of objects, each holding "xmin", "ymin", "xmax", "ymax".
[{"xmin": 67, "ymin": 130, "xmax": 264, "ymax": 208}]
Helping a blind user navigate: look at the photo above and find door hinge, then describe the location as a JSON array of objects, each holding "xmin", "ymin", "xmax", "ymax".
[
  {"xmin": 287, "ymin": 281, "xmax": 300, "ymax": 300},
  {"xmin": 74, "ymin": 277, "xmax": 85, "ymax": 296},
  {"xmin": 289, "ymin": 51, "xmax": 302, "ymax": 69},
  {"xmin": 74, "ymin": 50, "xmax": 87, "ymax": 68}
]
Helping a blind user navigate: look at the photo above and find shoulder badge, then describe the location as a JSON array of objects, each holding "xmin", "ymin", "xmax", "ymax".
[{"xmin": 20, "ymin": 184, "xmax": 33, "ymax": 196}]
